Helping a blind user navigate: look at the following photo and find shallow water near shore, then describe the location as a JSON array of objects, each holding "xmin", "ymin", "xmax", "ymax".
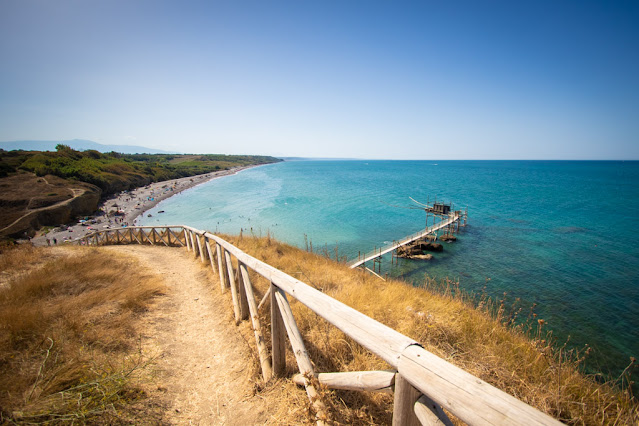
[{"xmin": 140, "ymin": 160, "xmax": 639, "ymax": 378}]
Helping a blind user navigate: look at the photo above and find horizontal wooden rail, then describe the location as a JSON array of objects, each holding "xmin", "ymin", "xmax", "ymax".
[{"xmin": 77, "ymin": 225, "xmax": 561, "ymax": 426}]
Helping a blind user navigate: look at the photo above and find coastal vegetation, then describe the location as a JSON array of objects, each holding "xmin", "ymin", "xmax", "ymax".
[
  {"xmin": 0, "ymin": 146, "xmax": 281, "ymax": 238},
  {"xmin": 0, "ymin": 145, "xmax": 281, "ymax": 193}
]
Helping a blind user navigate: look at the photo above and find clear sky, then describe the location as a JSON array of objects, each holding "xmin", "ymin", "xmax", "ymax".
[{"xmin": 1, "ymin": 0, "xmax": 637, "ymax": 159}]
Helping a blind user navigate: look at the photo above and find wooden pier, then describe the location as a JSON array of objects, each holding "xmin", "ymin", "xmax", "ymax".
[{"xmin": 349, "ymin": 201, "xmax": 467, "ymax": 270}]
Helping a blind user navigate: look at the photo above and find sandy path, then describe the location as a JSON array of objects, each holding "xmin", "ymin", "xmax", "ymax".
[{"xmin": 103, "ymin": 245, "xmax": 270, "ymax": 425}]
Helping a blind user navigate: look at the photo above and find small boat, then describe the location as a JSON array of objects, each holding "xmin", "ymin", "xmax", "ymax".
[{"xmin": 158, "ymin": 210, "xmax": 165, "ymax": 213}]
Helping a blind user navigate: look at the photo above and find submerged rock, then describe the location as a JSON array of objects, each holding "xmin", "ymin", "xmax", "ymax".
[{"xmin": 411, "ymin": 253, "xmax": 433, "ymax": 260}]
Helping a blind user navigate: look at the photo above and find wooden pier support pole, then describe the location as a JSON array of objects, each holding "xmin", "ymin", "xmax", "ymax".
[{"xmin": 392, "ymin": 374, "xmax": 421, "ymax": 426}]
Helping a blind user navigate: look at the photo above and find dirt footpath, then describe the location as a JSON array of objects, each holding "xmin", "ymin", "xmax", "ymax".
[{"xmin": 103, "ymin": 245, "xmax": 270, "ymax": 425}]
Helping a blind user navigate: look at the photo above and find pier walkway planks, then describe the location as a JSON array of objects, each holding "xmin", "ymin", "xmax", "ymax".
[{"xmin": 348, "ymin": 212, "xmax": 461, "ymax": 269}]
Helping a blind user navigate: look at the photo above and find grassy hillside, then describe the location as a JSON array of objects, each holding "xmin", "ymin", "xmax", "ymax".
[
  {"xmin": 0, "ymin": 145, "xmax": 281, "ymax": 194},
  {"xmin": 220, "ymin": 233, "xmax": 638, "ymax": 425},
  {"xmin": 0, "ymin": 243, "xmax": 166, "ymax": 423},
  {"xmin": 2, "ymin": 236, "xmax": 636, "ymax": 424}
]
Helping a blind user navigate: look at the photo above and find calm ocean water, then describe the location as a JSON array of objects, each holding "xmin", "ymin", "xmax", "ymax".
[{"xmin": 139, "ymin": 160, "xmax": 639, "ymax": 377}]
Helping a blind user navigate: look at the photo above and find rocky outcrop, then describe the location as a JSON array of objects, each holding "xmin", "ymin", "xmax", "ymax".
[
  {"xmin": 1, "ymin": 184, "xmax": 101, "ymax": 239},
  {"xmin": 395, "ymin": 237, "xmax": 446, "ymax": 260},
  {"xmin": 416, "ymin": 241, "xmax": 444, "ymax": 252}
]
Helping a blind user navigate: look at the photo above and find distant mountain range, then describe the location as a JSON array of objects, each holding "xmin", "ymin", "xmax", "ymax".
[{"xmin": 0, "ymin": 139, "xmax": 174, "ymax": 154}]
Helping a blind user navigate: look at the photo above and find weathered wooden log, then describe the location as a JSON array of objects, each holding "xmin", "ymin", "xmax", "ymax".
[
  {"xmin": 258, "ymin": 286, "xmax": 272, "ymax": 311},
  {"xmin": 196, "ymin": 233, "xmax": 205, "ymax": 262},
  {"xmin": 216, "ymin": 243, "xmax": 228, "ymax": 292},
  {"xmin": 169, "ymin": 229, "xmax": 182, "ymax": 246},
  {"xmin": 189, "ymin": 231, "xmax": 198, "ymax": 258},
  {"xmin": 224, "ymin": 250, "xmax": 241, "ymax": 323},
  {"xmin": 292, "ymin": 370, "xmax": 395, "ymax": 393},
  {"xmin": 142, "ymin": 230, "xmax": 154, "ymax": 245},
  {"xmin": 273, "ymin": 288, "xmax": 313, "ymax": 376},
  {"xmin": 393, "ymin": 374, "xmax": 421, "ymax": 426},
  {"xmin": 185, "ymin": 229, "xmax": 191, "ymax": 251},
  {"xmin": 270, "ymin": 283, "xmax": 286, "ymax": 377},
  {"xmin": 239, "ymin": 262, "xmax": 273, "ymax": 382},
  {"xmin": 273, "ymin": 288, "xmax": 327, "ymax": 424},
  {"xmin": 414, "ymin": 395, "xmax": 453, "ymax": 426},
  {"xmin": 398, "ymin": 344, "xmax": 560, "ymax": 425},
  {"xmin": 169, "ymin": 228, "xmax": 185, "ymax": 246},
  {"xmin": 205, "ymin": 238, "xmax": 217, "ymax": 274},
  {"xmin": 237, "ymin": 262, "xmax": 250, "ymax": 320},
  {"xmin": 155, "ymin": 229, "xmax": 169, "ymax": 246}
]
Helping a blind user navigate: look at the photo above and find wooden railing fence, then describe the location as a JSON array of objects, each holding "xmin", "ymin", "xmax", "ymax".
[{"xmin": 77, "ymin": 226, "xmax": 561, "ymax": 426}]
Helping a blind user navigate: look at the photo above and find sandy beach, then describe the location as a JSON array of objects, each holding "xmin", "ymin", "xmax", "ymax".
[{"xmin": 32, "ymin": 166, "xmax": 253, "ymax": 246}]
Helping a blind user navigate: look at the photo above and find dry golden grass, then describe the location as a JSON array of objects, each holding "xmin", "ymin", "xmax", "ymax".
[
  {"xmin": 221, "ymin": 233, "xmax": 638, "ymax": 425},
  {"xmin": 0, "ymin": 244, "xmax": 165, "ymax": 424}
]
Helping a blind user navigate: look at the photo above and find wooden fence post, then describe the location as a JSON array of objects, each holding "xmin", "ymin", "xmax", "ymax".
[
  {"xmin": 216, "ymin": 243, "xmax": 228, "ymax": 291},
  {"xmin": 224, "ymin": 250, "xmax": 242, "ymax": 323},
  {"xmin": 205, "ymin": 237, "xmax": 217, "ymax": 274},
  {"xmin": 274, "ymin": 288, "xmax": 327, "ymax": 424},
  {"xmin": 197, "ymin": 233, "xmax": 205, "ymax": 263},
  {"xmin": 392, "ymin": 374, "xmax": 421, "ymax": 426},
  {"xmin": 239, "ymin": 264, "xmax": 273, "ymax": 383},
  {"xmin": 189, "ymin": 231, "xmax": 198, "ymax": 258},
  {"xmin": 271, "ymin": 283, "xmax": 286, "ymax": 377},
  {"xmin": 237, "ymin": 262, "xmax": 250, "ymax": 320},
  {"xmin": 184, "ymin": 230, "xmax": 191, "ymax": 250},
  {"xmin": 414, "ymin": 395, "xmax": 453, "ymax": 426}
]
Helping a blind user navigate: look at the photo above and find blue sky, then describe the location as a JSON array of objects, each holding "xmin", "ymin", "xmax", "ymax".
[{"xmin": 1, "ymin": 0, "xmax": 637, "ymax": 159}]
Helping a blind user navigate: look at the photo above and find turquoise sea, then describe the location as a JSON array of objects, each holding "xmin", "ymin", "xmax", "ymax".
[{"xmin": 139, "ymin": 160, "xmax": 639, "ymax": 378}]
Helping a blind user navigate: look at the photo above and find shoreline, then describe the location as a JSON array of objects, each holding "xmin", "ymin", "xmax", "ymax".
[{"xmin": 32, "ymin": 165, "xmax": 257, "ymax": 246}]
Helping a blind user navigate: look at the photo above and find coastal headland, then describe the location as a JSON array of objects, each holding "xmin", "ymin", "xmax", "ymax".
[
  {"xmin": 30, "ymin": 166, "xmax": 254, "ymax": 246},
  {"xmin": 0, "ymin": 147, "xmax": 281, "ymax": 241}
]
